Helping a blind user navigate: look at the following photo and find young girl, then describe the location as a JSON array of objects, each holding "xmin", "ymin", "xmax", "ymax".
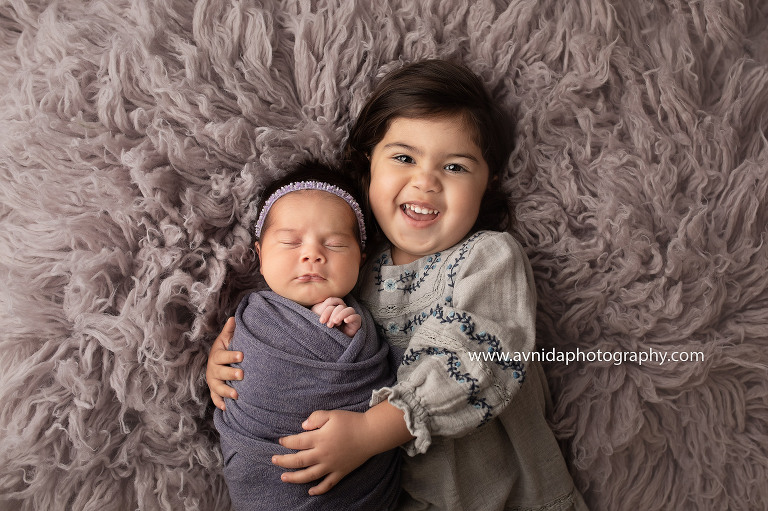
[
  {"xmin": 213, "ymin": 162, "xmax": 400, "ymax": 511},
  {"xmin": 208, "ymin": 60, "xmax": 587, "ymax": 511}
]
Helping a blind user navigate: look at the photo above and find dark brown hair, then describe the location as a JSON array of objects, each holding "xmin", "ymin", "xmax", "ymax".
[{"xmin": 343, "ymin": 59, "xmax": 515, "ymax": 239}]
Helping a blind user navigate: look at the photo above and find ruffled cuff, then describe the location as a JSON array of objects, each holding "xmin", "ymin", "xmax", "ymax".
[{"xmin": 370, "ymin": 384, "xmax": 431, "ymax": 456}]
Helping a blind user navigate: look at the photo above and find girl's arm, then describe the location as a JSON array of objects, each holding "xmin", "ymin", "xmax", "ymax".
[
  {"xmin": 205, "ymin": 317, "xmax": 243, "ymax": 410},
  {"xmin": 207, "ymin": 296, "xmax": 362, "ymax": 410},
  {"xmin": 272, "ymin": 401, "xmax": 413, "ymax": 495},
  {"xmin": 375, "ymin": 232, "xmax": 537, "ymax": 455},
  {"xmin": 273, "ymin": 234, "xmax": 533, "ymax": 493}
]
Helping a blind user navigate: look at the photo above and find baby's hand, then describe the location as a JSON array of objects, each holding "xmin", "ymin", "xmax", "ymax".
[{"xmin": 310, "ymin": 297, "xmax": 362, "ymax": 337}]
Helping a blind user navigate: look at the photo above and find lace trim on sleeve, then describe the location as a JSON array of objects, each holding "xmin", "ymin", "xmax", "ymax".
[{"xmin": 370, "ymin": 384, "xmax": 431, "ymax": 456}]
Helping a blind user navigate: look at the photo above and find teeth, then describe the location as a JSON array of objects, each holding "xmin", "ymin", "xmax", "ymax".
[{"xmin": 404, "ymin": 204, "xmax": 438, "ymax": 215}]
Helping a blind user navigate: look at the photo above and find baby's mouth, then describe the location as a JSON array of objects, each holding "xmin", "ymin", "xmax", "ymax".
[
  {"xmin": 296, "ymin": 274, "xmax": 326, "ymax": 282},
  {"xmin": 401, "ymin": 203, "xmax": 439, "ymax": 221}
]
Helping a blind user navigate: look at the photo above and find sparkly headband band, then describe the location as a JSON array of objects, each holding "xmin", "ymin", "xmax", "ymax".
[{"xmin": 254, "ymin": 180, "xmax": 367, "ymax": 249}]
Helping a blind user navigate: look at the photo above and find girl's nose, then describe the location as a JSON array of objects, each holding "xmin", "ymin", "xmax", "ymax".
[{"xmin": 410, "ymin": 166, "xmax": 441, "ymax": 193}]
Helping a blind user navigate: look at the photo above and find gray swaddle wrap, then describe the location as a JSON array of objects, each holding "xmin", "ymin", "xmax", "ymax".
[{"xmin": 214, "ymin": 290, "xmax": 400, "ymax": 511}]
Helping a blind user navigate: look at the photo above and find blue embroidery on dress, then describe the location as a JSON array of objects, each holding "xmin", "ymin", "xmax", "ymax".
[
  {"xmin": 374, "ymin": 253, "xmax": 442, "ymax": 294},
  {"xmin": 397, "ymin": 305, "xmax": 526, "ymax": 426},
  {"xmin": 377, "ymin": 232, "xmax": 526, "ymax": 426},
  {"xmin": 446, "ymin": 231, "xmax": 483, "ymax": 289},
  {"xmin": 432, "ymin": 305, "xmax": 526, "ymax": 381},
  {"xmin": 399, "ymin": 304, "xmax": 525, "ymax": 378},
  {"xmin": 373, "ymin": 322, "xmax": 389, "ymax": 340},
  {"xmin": 371, "ymin": 252, "xmax": 389, "ymax": 284},
  {"xmin": 403, "ymin": 347, "xmax": 494, "ymax": 426}
]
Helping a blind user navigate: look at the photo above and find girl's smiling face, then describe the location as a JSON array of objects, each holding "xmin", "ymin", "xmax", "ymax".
[{"xmin": 368, "ymin": 114, "xmax": 490, "ymax": 265}]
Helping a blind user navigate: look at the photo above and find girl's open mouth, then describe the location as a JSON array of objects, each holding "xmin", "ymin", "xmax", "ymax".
[{"xmin": 401, "ymin": 203, "xmax": 439, "ymax": 221}]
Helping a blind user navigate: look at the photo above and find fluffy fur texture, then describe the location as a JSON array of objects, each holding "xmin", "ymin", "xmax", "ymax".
[{"xmin": 1, "ymin": 0, "xmax": 767, "ymax": 509}]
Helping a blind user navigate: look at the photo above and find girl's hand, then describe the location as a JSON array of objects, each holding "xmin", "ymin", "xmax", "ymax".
[
  {"xmin": 311, "ymin": 297, "xmax": 362, "ymax": 337},
  {"xmin": 272, "ymin": 402, "xmax": 413, "ymax": 495},
  {"xmin": 272, "ymin": 410, "xmax": 375, "ymax": 495},
  {"xmin": 205, "ymin": 317, "xmax": 243, "ymax": 410}
]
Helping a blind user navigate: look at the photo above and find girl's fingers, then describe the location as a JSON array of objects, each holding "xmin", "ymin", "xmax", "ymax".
[
  {"xmin": 278, "ymin": 430, "xmax": 315, "ymax": 451},
  {"xmin": 210, "ymin": 378, "xmax": 239, "ymax": 400},
  {"xmin": 309, "ymin": 474, "xmax": 341, "ymax": 496},
  {"xmin": 214, "ymin": 317, "xmax": 236, "ymax": 349},
  {"xmin": 211, "ymin": 347, "xmax": 243, "ymax": 366},
  {"xmin": 211, "ymin": 391, "xmax": 226, "ymax": 411},
  {"xmin": 205, "ymin": 317, "xmax": 244, "ymax": 408},
  {"xmin": 208, "ymin": 366, "xmax": 243, "ymax": 385},
  {"xmin": 272, "ymin": 447, "xmax": 318, "ymax": 469},
  {"xmin": 209, "ymin": 354, "xmax": 242, "ymax": 384},
  {"xmin": 302, "ymin": 410, "xmax": 331, "ymax": 430},
  {"xmin": 279, "ymin": 466, "xmax": 329, "ymax": 486}
]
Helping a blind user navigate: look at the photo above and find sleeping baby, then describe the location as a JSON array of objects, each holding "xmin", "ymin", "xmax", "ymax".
[{"xmin": 213, "ymin": 161, "xmax": 400, "ymax": 511}]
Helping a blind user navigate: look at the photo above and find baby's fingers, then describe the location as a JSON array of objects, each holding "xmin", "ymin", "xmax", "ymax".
[
  {"xmin": 328, "ymin": 305, "xmax": 353, "ymax": 326},
  {"xmin": 318, "ymin": 306, "xmax": 334, "ymax": 325}
]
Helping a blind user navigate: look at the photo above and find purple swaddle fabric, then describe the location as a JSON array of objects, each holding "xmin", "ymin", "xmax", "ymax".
[{"xmin": 214, "ymin": 290, "xmax": 400, "ymax": 511}]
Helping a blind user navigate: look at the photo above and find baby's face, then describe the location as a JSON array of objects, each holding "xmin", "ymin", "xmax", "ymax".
[{"xmin": 256, "ymin": 190, "xmax": 362, "ymax": 307}]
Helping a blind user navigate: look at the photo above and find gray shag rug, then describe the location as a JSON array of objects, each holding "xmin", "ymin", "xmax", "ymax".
[{"xmin": 2, "ymin": 1, "xmax": 768, "ymax": 510}]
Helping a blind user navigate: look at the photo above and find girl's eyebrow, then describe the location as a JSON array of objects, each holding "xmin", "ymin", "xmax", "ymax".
[{"xmin": 383, "ymin": 142, "xmax": 480, "ymax": 163}]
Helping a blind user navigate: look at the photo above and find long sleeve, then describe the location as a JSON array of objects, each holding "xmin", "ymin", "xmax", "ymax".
[{"xmin": 370, "ymin": 232, "xmax": 537, "ymax": 455}]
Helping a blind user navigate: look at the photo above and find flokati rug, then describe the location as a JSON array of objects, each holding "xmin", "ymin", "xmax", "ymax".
[{"xmin": 1, "ymin": 1, "xmax": 768, "ymax": 510}]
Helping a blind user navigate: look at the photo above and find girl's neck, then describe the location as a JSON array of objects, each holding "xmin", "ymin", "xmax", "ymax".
[
  {"xmin": 391, "ymin": 244, "xmax": 453, "ymax": 265},
  {"xmin": 389, "ymin": 229, "xmax": 482, "ymax": 265},
  {"xmin": 390, "ymin": 246, "xmax": 421, "ymax": 265}
]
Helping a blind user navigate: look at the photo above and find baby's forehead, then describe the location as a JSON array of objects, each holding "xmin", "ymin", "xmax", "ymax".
[
  {"xmin": 267, "ymin": 190, "xmax": 358, "ymax": 228},
  {"xmin": 276, "ymin": 189, "xmax": 351, "ymax": 209}
]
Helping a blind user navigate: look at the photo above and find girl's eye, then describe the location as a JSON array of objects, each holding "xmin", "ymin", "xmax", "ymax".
[
  {"xmin": 394, "ymin": 154, "xmax": 414, "ymax": 164},
  {"xmin": 279, "ymin": 241, "xmax": 301, "ymax": 247},
  {"xmin": 445, "ymin": 163, "xmax": 468, "ymax": 173}
]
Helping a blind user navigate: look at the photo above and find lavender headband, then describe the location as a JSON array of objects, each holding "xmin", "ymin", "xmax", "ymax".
[{"xmin": 254, "ymin": 180, "xmax": 367, "ymax": 249}]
